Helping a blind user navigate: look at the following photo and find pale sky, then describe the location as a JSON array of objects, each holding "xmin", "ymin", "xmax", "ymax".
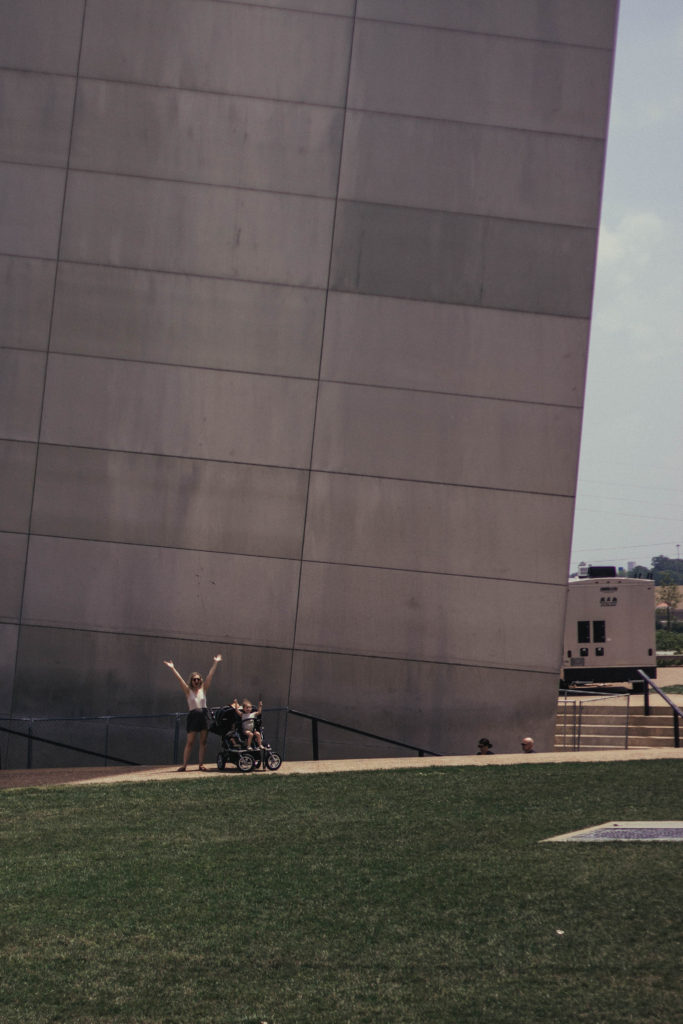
[{"xmin": 569, "ymin": 0, "xmax": 683, "ymax": 574}]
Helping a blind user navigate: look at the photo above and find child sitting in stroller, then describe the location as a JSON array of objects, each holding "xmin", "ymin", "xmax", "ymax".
[
  {"xmin": 232, "ymin": 697, "xmax": 263, "ymax": 749},
  {"xmin": 211, "ymin": 698, "xmax": 282, "ymax": 772}
]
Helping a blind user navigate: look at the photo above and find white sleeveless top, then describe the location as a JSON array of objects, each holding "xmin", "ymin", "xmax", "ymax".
[{"xmin": 186, "ymin": 686, "xmax": 207, "ymax": 711}]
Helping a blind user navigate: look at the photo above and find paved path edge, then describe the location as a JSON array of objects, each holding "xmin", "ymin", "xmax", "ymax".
[{"xmin": 1, "ymin": 746, "xmax": 682, "ymax": 790}]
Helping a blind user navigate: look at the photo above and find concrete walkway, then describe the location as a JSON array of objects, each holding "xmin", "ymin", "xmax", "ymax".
[{"xmin": 1, "ymin": 745, "xmax": 681, "ymax": 790}]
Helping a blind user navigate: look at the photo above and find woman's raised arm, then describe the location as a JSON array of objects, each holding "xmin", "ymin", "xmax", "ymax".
[
  {"xmin": 163, "ymin": 660, "xmax": 189, "ymax": 695},
  {"xmin": 203, "ymin": 653, "xmax": 222, "ymax": 691}
]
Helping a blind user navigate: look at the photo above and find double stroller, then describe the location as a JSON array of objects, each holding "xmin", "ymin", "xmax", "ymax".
[{"xmin": 209, "ymin": 704, "xmax": 282, "ymax": 773}]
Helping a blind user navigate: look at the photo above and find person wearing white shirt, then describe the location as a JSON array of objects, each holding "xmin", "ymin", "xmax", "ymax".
[{"xmin": 164, "ymin": 654, "xmax": 222, "ymax": 771}]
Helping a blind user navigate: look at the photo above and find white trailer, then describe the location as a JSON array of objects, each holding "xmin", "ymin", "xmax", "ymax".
[{"xmin": 562, "ymin": 573, "xmax": 657, "ymax": 685}]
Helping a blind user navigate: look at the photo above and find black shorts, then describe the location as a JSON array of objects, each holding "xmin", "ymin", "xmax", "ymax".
[{"xmin": 186, "ymin": 709, "xmax": 208, "ymax": 734}]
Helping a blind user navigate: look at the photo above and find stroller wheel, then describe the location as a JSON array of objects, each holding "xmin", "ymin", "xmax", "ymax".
[
  {"xmin": 216, "ymin": 752, "xmax": 226, "ymax": 771},
  {"xmin": 237, "ymin": 751, "xmax": 255, "ymax": 773},
  {"xmin": 265, "ymin": 751, "xmax": 282, "ymax": 771}
]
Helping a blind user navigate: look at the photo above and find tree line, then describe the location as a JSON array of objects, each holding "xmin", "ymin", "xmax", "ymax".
[{"xmin": 623, "ymin": 555, "xmax": 683, "ymax": 585}]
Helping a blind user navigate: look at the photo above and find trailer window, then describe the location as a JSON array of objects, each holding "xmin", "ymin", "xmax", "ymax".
[
  {"xmin": 577, "ymin": 621, "xmax": 590, "ymax": 643},
  {"xmin": 593, "ymin": 620, "xmax": 606, "ymax": 643}
]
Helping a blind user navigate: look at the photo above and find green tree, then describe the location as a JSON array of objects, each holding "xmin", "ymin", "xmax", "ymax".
[
  {"xmin": 628, "ymin": 564, "xmax": 650, "ymax": 579},
  {"xmin": 651, "ymin": 555, "xmax": 683, "ymax": 585},
  {"xmin": 658, "ymin": 573, "xmax": 681, "ymax": 630}
]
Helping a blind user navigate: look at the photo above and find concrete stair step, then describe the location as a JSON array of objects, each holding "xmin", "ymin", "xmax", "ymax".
[
  {"xmin": 627, "ymin": 725, "xmax": 678, "ymax": 736},
  {"xmin": 555, "ymin": 738, "xmax": 626, "ymax": 750},
  {"xmin": 565, "ymin": 719, "xmax": 676, "ymax": 729},
  {"xmin": 554, "ymin": 698, "xmax": 680, "ymax": 750},
  {"xmin": 559, "ymin": 704, "xmax": 675, "ymax": 717},
  {"xmin": 573, "ymin": 724, "xmax": 630, "ymax": 733},
  {"xmin": 558, "ymin": 698, "xmax": 675, "ymax": 709},
  {"xmin": 572, "ymin": 721, "xmax": 628, "ymax": 730},
  {"xmin": 582, "ymin": 711, "xmax": 673, "ymax": 722},
  {"xmin": 567, "ymin": 717, "xmax": 628, "ymax": 728},
  {"xmin": 578, "ymin": 722, "xmax": 674, "ymax": 734},
  {"xmin": 634, "ymin": 706, "xmax": 679, "ymax": 716},
  {"xmin": 557, "ymin": 733, "xmax": 675, "ymax": 741},
  {"xmin": 557, "ymin": 720, "xmax": 679, "ymax": 729},
  {"xmin": 626, "ymin": 741, "xmax": 679, "ymax": 749}
]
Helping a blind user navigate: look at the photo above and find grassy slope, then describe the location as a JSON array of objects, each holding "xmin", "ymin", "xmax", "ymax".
[{"xmin": 1, "ymin": 761, "xmax": 681, "ymax": 1024}]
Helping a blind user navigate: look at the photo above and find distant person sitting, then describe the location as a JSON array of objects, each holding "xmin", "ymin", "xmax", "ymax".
[
  {"xmin": 477, "ymin": 738, "xmax": 494, "ymax": 754},
  {"xmin": 521, "ymin": 736, "xmax": 535, "ymax": 753}
]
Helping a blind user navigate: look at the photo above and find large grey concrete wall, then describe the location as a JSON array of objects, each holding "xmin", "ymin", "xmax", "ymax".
[{"xmin": 0, "ymin": 0, "xmax": 618, "ymax": 765}]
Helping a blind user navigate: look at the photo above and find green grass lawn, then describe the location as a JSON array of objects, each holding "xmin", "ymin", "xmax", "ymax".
[{"xmin": 1, "ymin": 761, "xmax": 681, "ymax": 1024}]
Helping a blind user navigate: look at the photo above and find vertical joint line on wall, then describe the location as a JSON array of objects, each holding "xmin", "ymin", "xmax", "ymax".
[
  {"xmin": 10, "ymin": 1, "xmax": 90, "ymax": 718},
  {"xmin": 284, "ymin": 0, "xmax": 359, "ymax": 713}
]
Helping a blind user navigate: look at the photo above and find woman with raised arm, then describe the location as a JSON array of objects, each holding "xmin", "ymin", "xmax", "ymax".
[{"xmin": 163, "ymin": 654, "xmax": 222, "ymax": 771}]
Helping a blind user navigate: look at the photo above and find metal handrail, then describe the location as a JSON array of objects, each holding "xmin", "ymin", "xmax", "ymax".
[
  {"xmin": 638, "ymin": 670, "xmax": 682, "ymax": 748},
  {"xmin": 556, "ymin": 692, "xmax": 631, "ymax": 751},
  {"xmin": 0, "ymin": 706, "xmax": 435, "ymax": 769},
  {"xmin": 0, "ymin": 712, "xmax": 186, "ymax": 769},
  {"xmin": 287, "ymin": 708, "xmax": 442, "ymax": 759},
  {"xmin": 556, "ymin": 697, "xmax": 581, "ymax": 751},
  {"xmin": 0, "ymin": 724, "xmax": 141, "ymax": 766},
  {"xmin": 0, "ymin": 707, "xmax": 289, "ymax": 770}
]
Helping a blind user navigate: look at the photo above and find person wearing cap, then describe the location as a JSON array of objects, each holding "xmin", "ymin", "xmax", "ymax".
[{"xmin": 476, "ymin": 738, "xmax": 494, "ymax": 754}]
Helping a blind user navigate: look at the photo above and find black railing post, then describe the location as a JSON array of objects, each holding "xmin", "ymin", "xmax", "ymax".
[
  {"xmin": 638, "ymin": 669, "xmax": 683, "ymax": 748},
  {"xmin": 574, "ymin": 703, "xmax": 580, "ymax": 751},
  {"xmin": 643, "ymin": 682, "xmax": 650, "ymax": 716},
  {"xmin": 287, "ymin": 708, "xmax": 442, "ymax": 758}
]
